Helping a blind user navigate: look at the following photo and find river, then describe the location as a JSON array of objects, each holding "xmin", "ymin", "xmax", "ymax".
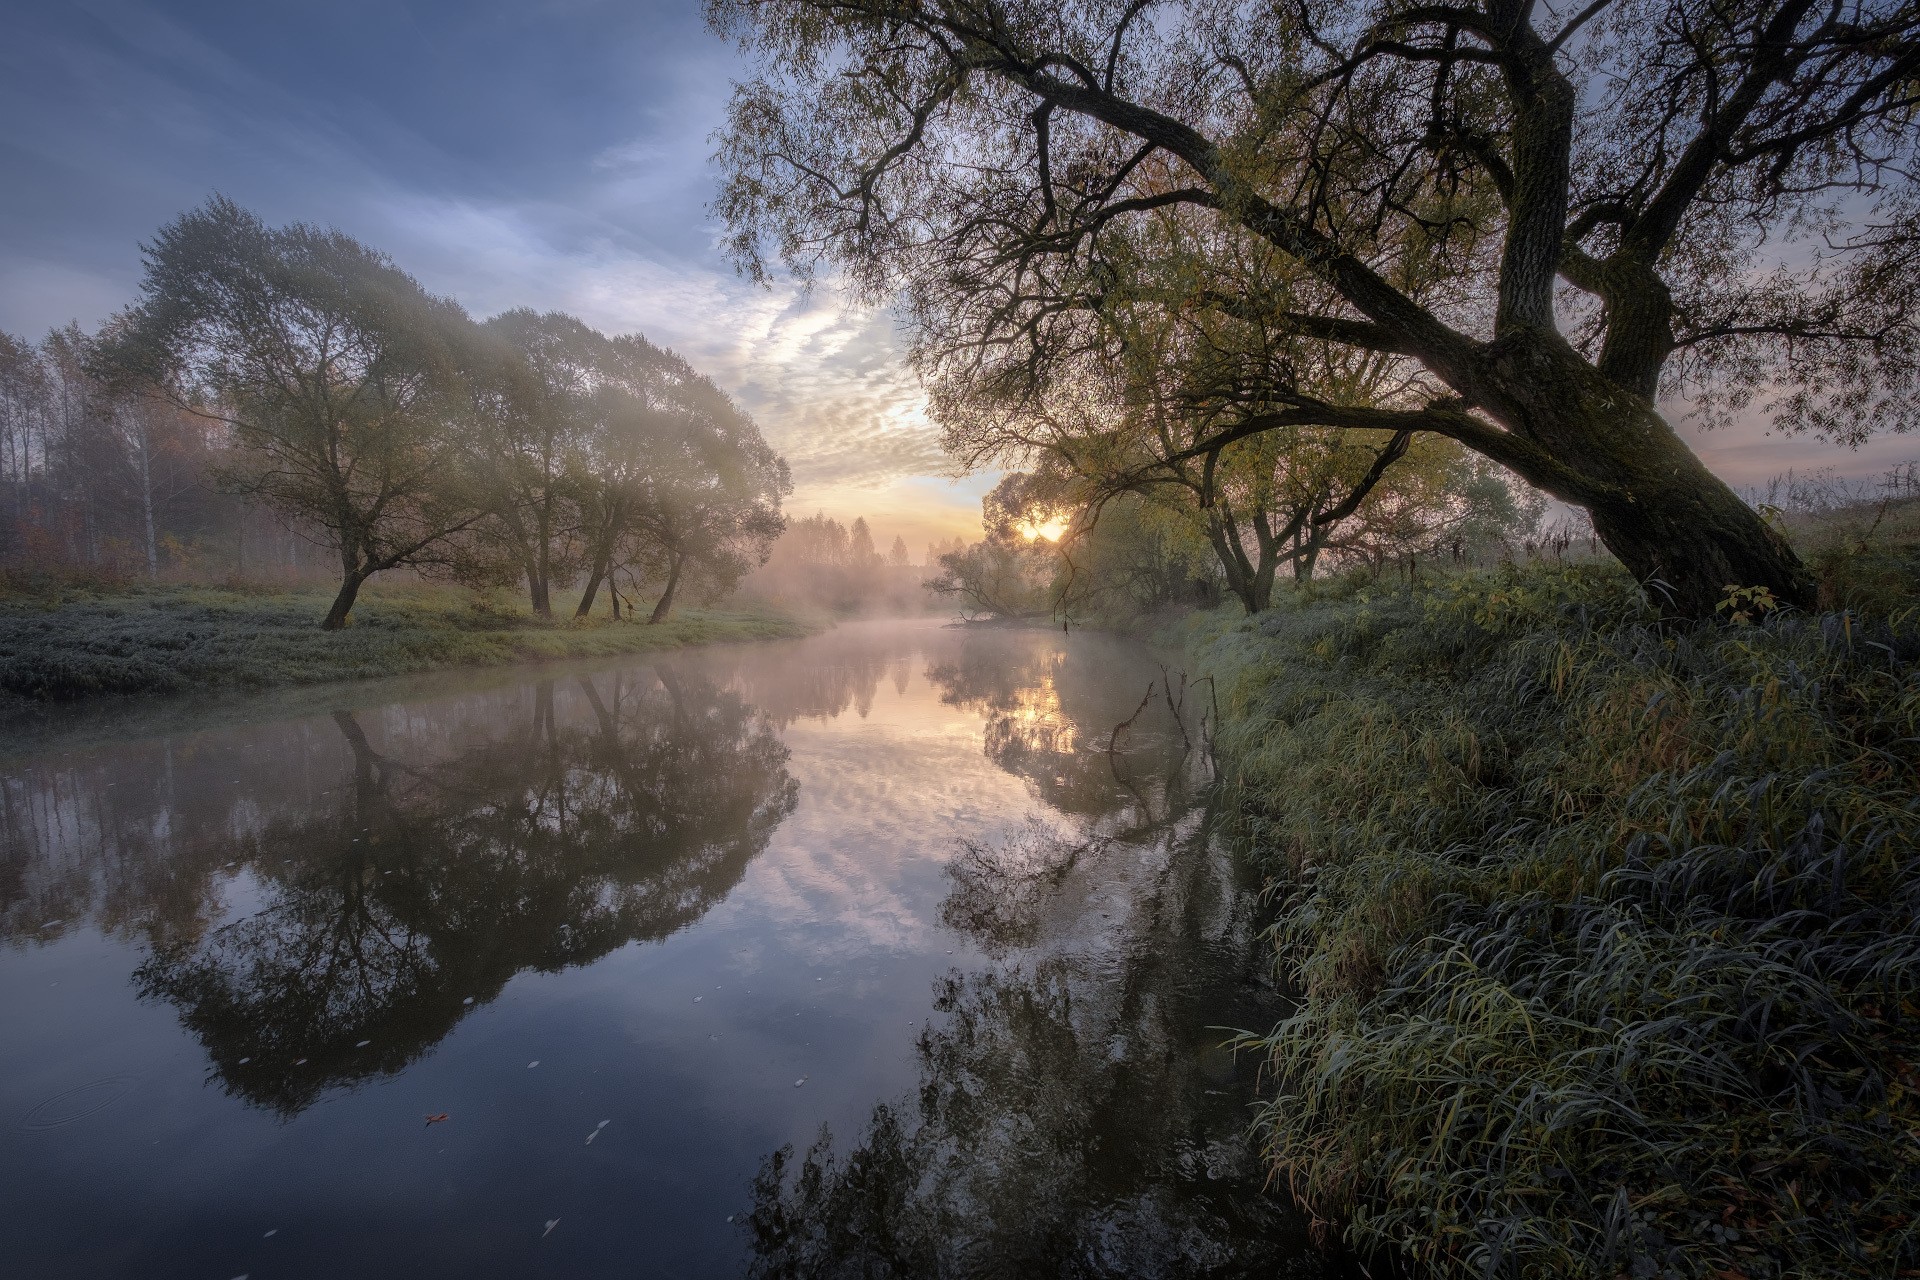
[{"xmin": 0, "ymin": 619, "xmax": 1322, "ymax": 1278}]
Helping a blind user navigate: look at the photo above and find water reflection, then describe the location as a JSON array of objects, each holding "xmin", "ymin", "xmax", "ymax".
[
  {"xmin": 744, "ymin": 638, "xmax": 1312, "ymax": 1279},
  {"xmin": 0, "ymin": 622, "xmax": 1310, "ymax": 1279},
  {"xmin": 745, "ymin": 814, "xmax": 1309, "ymax": 1279},
  {"xmin": 927, "ymin": 630, "xmax": 1204, "ymax": 831},
  {"xmin": 26, "ymin": 669, "xmax": 794, "ymax": 1114}
]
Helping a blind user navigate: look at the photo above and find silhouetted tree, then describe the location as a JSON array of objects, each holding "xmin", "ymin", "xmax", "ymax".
[
  {"xmin": 713, "ymin": 0, "xmax": 1920, "ymax": 616},
  {"xmin": 102, "ymin": 198, "xmax": 487, "ymax": 627}
]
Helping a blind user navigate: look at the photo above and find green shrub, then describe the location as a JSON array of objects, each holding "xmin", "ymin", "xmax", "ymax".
[{"xmin": 1183, "ymin": 566, "xmax": 1920, "ymax": 1280}]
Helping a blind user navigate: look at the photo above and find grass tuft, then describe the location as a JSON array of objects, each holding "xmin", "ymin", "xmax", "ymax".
[{"xmin": 1181, "ymin": 561, "xmax": 1920, "ymax": 1280}]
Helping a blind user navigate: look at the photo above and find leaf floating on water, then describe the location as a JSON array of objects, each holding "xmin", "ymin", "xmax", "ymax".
[
  {"xmin": 425, "ymin": 1113, "xmax": 450, "ymax": 1127},
  {"xmin": 355, "ymin": 1040, "xmax": 370, "ymax": 1048},
  {"xmin": 528, "ymin": 1060, "xmax": 540, "ymax": 1068},
  {"xmin": 542, "ymin": 1219, "xmax": 559, "ymax": 1238},
  {"xmin": 585, "ymin": 1119, "xmax": 610, "ymax": 1144},
  {"xmin": 794, "ymin": 1077, "xmax": 807, "ymax": 1088},
  {"xmin": 462, "ymin": 997, "xmax": 474, "ymax": 1005},
  {"xmin": 40, "ymin": 920, "xmax": 62, "ymax": 929},
  {"xmin": 263, "ymin": 1230, "xmax": 277, "ymax": 1238},
  {"xmin": 237, "ymin": 1058, "xmax": 250, "ymax": 1065},
  {"xmin": 693, "ymin": 996, "xmax": 702, "ymax": 1003},
  {"xmin": 293, "ymin": 1058, "xmax": 307, "ymax": 1066}
]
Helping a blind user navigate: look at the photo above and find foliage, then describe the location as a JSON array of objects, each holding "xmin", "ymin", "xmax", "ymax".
[
  {"xmin": 102, "ymin": 197, "xmax": 490, "ymax": 629},
  {"xmin": 1179, "ymin": 565, "xmax": 1920, "ymax": 1279},
  {"xmin": 617, "ymin": 342, "xmax": 790, "ymax": 622},
  {"xmin": 57, "ymin": 200, "xmax": 791, "ymax": 630},
  {"xmin": 710, "ymin": 0, "xmax": 1920, "ymax": 613},
  {"xmin": 1, "ymin": 324, "xmax": 256, "ymax": 579},
  {"xmin": 925, "ymin": 534, "xmax": 1059, "ymax": 621}
]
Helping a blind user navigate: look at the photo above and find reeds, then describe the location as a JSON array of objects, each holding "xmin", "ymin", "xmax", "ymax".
[{"xmin": 1184, "ymin": 562, "xmax": 1920, "ymax": 1279}]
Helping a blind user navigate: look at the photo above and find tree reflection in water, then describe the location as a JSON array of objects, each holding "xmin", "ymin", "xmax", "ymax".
[
  {"xmin": 745, "ymin": 634, "xmax": 1319, "ymax": 1279},
  {"xmin": 925, "ymin": 629, "xmax": 1207, "ymax": 833},
  {"xmin": 132, "ymin": 668, "xmax": 795, "ymax": 1115}
]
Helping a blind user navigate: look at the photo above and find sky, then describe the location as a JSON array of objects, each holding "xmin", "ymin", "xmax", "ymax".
[
  {"xmin": 0, "ymin": 0, "xmax": 991, "ymax": 554},
  {"xmin": 1, "ymin": 0, "xmax": 1910, "ymax": 546}
]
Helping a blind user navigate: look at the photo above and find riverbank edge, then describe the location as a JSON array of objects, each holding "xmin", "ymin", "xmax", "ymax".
[
  {"xmin": 1170, "ymin": 563, "xmax": 1920, "ymax": 1280},
  {"xmin": 0, "ymin": 582, "xmax": 828, "ymax": 715}
]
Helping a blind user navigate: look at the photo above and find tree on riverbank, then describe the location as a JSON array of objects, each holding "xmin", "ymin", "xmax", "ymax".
[
  {"xmin": 103, "ymin": 198, "xmax": 488, "ymax": 629},
  {"xmin": 711, "ymin": 0, "xmax": 1919, "ymax": 617},
  {"xmin": 76, "ymin": 200, "xmax": 789, "ymax": 627},
  {"xmin": 596, "ymin": 334, "xmax": 790, "ymax": 623},
  {"xmin": 468, "ymin": 310, "xmax": 598, "ymax": 618}
]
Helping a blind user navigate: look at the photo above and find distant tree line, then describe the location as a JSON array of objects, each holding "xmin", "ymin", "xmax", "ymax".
[
  {"xmin": 0, "ymin": 325, "xmax": 332, "ymax": 580},
  {"xmin": 926, "ymin": 443, "xmax": 1540, "ymax": 624},
  {"xmin": 4, "ymin": 198, "xmax": 790, "ymax": 629},
  {"xmin": 750, "ymin": 512, "xmax": 933, "ymax": 613}
]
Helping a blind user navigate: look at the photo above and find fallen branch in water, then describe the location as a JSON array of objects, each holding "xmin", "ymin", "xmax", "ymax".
[{"xmin": 1108, "ymin": 682, "xmax": 1155, "ymax": 757}]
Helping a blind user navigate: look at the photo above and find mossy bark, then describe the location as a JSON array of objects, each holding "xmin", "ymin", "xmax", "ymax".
[{"xmin": 1469, "ymin": 330, "xmax": 1814, "ymax": 618}]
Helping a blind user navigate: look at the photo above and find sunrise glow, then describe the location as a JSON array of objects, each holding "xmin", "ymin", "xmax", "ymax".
[{"xmin": 1019, "ymin": 516, "xmax": 1069, "ymax": 542}]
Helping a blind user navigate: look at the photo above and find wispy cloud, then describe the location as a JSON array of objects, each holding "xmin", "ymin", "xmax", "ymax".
[{"xmin": 0, "ymin": 0, "xmax": 991, "ymax": 546}]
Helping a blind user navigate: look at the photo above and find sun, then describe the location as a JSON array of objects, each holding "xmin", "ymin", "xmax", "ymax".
[{"xmin": 1018, "ymin": 516, "xmax": 1069, "ymax": 542}]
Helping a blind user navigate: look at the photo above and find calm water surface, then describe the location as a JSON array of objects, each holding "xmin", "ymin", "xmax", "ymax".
[{"xmin": 1, "ymin": 620, "xmax": 1321, "ymax": 1278}]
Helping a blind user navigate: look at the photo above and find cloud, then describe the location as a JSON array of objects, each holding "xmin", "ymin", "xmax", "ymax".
[
  {"xmin": 0, "ymin": 0, "xmax": 990, "ymax": 545},
  {"xmin": 365, "ymin": 192, "xmax": 954, "ymax": 494}
]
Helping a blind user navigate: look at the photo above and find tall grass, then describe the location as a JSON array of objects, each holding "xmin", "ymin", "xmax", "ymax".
[
  {"xmin": 1181, "ymin": 563, "xmax": 1920, "ymax": 1279},
  {"xmin": 0, "ymin": 580, "xmax": 818, "ymax": 707}
]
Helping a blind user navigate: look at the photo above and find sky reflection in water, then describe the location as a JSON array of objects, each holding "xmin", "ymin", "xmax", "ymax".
[{"xmin": 0, "ymin": 620, "xmax": 1320, "ymax": 1278}]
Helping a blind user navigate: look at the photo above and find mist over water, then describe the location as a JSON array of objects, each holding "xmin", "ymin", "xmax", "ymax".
[{"xmin": 1, "ymin": 620, "xmax": 1318, "ymax": 1278}]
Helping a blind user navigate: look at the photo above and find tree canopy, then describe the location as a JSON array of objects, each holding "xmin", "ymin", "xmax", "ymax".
[
  {"xmin": 92, "ymin": 199, "xmax": 789, "ymax": 627},
  {"xmin": 711, "ymin": 0, "xmax": 1920, "ymax": 615}
]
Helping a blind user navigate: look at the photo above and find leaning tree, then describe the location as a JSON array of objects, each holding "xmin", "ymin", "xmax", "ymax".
[
  {"xmin": 103, "ymin": 198, "xmax": 486, "ymax": 628},
  {"xmin": 711, "ymin": 0, "xmax": 1920, "ymax": 616}
]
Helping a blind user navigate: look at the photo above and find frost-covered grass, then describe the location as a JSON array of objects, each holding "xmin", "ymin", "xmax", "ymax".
[
  {"xmin": 1179, "ymin": 562, "xmax": 1920, "ymax": 1280},
  {"xmin": 0, "ymin": 580, "xmax": 818, "ymax": 706}
]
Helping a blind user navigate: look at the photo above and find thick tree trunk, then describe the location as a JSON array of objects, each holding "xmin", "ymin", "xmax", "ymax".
[
  {"xmin": 322, "ymin": 569, "xmax": 367, "ymax": 630},
  {"xmin": 574, "ymin": 554, "xmax": 609, "ymax": 618},
  {"xmin": 1474, "ymin": 331, "xmax": 1815, "ymax": 618},
  {"xmin": 527, "ymin": 566, "xmax": 551, "ymax": 617},
  {"xmin": 529, "ymin": 523, "xmax": 553, "ymax": 617},
  {"xmin": 648, "ymin": 554, "xmax": 684, "ymax": 624}
]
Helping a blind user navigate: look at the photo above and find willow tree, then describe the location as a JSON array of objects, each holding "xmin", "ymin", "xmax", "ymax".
[
  {"xmin": 470, "ymin": 310, "xmax": 606, "ymax": 617},
  {"xmin": 712, "ymin": 0, "xmax": 1920, "ymax": 617},
  {"xmin": 570, "ymin": 332, "xmax": 789, "ymax": 621},
  {"xmin": 104, "ymin": 198, "xmax": 485, "ymax": 628},
  {"xmin": 623, "ymin": 348, "xmax": 790, "ymax": 622}
]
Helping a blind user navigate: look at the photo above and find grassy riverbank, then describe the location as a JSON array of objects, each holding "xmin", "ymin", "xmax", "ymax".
[
  {"xmin": 1180, "ymin": 564, "xmax": 1920, "ymax": 1280},
  {"xmin": 0, "ymin": 580, "xmax": 820, "ymax": 709}
]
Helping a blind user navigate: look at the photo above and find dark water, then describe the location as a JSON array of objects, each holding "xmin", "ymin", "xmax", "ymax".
[{"xmin": 0, "ymin": 620, "xmax": 1320, "ymax": 1279}]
